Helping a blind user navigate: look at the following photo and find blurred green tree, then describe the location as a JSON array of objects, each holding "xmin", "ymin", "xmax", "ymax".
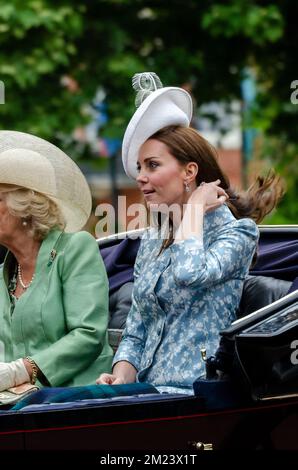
[{"xmin": 0, "ymin": 0, "xmax": 297, "ymax": 220}]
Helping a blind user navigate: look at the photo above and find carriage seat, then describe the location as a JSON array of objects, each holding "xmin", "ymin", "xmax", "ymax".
[
  {"xmin": 238, "ymin": 275, "xmax": 291, "ymax": 318},
  {"xmin": 108, "ymin": 282, "xmax": 133, "ymax": 353}
]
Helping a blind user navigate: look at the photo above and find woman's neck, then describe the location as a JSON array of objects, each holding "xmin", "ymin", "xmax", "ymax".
[{"xmin": 3, "ymin": 231, "xmax": 41, "ymax": 269}]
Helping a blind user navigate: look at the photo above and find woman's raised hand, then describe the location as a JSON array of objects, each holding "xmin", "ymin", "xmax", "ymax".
[{"xmin": 189, "ymin": 179, "xmax": 229, "ymax": 212}]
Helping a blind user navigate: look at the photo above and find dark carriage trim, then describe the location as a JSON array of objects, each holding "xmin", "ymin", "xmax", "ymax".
[
  {"xmin": 222, "ymin": 289, "xmax": 298, "ymax": 336},
  {"xmin": 1, "ymin": 395, "xmax": 298, "ymax": 452}
]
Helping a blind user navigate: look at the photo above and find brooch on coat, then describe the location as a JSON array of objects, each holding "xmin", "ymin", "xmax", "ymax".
[{"xmin": 47, "ymin": 249, "xmax": 57, "ymax": 267}]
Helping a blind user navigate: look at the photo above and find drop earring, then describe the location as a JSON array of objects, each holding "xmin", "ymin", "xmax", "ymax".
[{"xmin": 184, "ymin": 182, "xmax": 190, "ymax": 192}]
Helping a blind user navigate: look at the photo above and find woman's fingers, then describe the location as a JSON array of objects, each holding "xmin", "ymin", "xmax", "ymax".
[
  {"xmin": 96, "ymin": 373, "xmax": 125, "ymax": 385},
  {"xmin": 204, "ymin": 193, "xmax": 228, "ymax": 213},
  {"xmin": 205, "ymin": 183, "xmax": 229, "ymax": 200},
  {"xmin": 96, "ymin": 373, "xmax": 117, "ymax": 385},
  {"xmin": 113, "ymin": 377, "xmax": 125, "ymax": 385},
  {"xmin": 217, "ymin": 187, "xmax": 229, "ymax": 199},
  {"xmin": 217, "ymin": 195, "xmax": 228, "ymax": 203},
  {"xmin": 208, "ymin": 180, "xmax": 228, "ymax": 199},
  {"xmin": 189, "ymin": 180, "xmax": 229, "ymax": 207}
]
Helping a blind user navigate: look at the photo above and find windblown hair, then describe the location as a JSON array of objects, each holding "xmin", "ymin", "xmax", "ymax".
[
  {"xmin": 0, "ymin": 184, "xmax": 65, "ymax": 241},
  {"xmin": 150, "ymin": 125, "xmax": 285, "ymax": 251}
]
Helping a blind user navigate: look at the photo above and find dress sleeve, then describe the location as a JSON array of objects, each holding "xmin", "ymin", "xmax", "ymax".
[
  {"xmin": 170, "ymin": 218, "xmax": 259, "ymax": 288},
  {"xmin": 32, "ymin": 231, "xmax": 110, "ymax": 386},
  {"xmin": 112, "ymin": 237, "xmax": 146, "ymax": 371}
]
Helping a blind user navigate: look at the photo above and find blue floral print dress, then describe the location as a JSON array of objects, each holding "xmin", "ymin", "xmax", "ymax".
[{"xmin": 113, "ymin": 205, "xmax": 259, "ymax": 393}]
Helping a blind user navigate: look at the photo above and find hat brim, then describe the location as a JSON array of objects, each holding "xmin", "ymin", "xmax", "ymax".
[
  {"xmin": 0, "ymin": 131, "xmax": 91, "ymax": 232},
  {"xmin": 122, "ymin": 87, "xmax": 192, "ymax": 179}
]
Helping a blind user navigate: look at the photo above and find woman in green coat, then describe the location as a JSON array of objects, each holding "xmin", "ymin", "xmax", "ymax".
[{"xmin": 0, "ymin": 131, "xmax": 113, "ymax": 390}]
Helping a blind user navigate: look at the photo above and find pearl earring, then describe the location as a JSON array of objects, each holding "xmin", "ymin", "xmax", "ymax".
[
  {"xmin": 22, "ymin": 220, "xmax": 28, "ymax": 227},
  {"xmin": 184, "ymin": 182, "xmax": 190, "ymax": 192}
]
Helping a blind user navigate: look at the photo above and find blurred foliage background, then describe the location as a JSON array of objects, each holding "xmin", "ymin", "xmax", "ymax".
[{"xmin": 0, "ymin": 0, "xmax": 297, "ymax": 223}]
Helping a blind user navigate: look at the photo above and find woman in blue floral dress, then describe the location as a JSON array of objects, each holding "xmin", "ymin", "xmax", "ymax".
[{"xmin": 97, "ymin": 73, "xmax": 283, "ymax": 393}]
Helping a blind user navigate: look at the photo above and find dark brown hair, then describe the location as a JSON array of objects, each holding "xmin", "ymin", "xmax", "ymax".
[{"xmin": 150, "ymin": 125, "xmax": 284, "ymax": 251}]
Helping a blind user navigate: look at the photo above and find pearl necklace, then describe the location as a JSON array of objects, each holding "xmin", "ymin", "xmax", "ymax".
[{"xmin": 17, "ymin": 263, "xmax": 35, "ymax": 290}]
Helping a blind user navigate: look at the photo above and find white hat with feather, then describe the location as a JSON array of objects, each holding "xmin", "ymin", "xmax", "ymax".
[{"xmin": 122, "ymin": 72, "xmax": 193, "ymax": 179}]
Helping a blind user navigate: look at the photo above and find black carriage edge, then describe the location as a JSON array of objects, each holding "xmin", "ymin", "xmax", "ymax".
[{"xmin": 0, "ymin": 225, "xmax": 297, "ymax": 451}]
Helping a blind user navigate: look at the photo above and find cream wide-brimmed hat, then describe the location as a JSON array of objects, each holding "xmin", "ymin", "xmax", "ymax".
[
  {"xmin": 122, "ymin": 72, "xmax": 193, "ymax": 179},
  {"xmin": 0, "ymin": 130, "xmax": 92, "ymax": 232}
]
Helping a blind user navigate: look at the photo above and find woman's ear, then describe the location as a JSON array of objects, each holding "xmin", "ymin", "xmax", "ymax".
[{"xmin": 184, "ymin": 162, "xmax": 198, "ymax": 183}]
